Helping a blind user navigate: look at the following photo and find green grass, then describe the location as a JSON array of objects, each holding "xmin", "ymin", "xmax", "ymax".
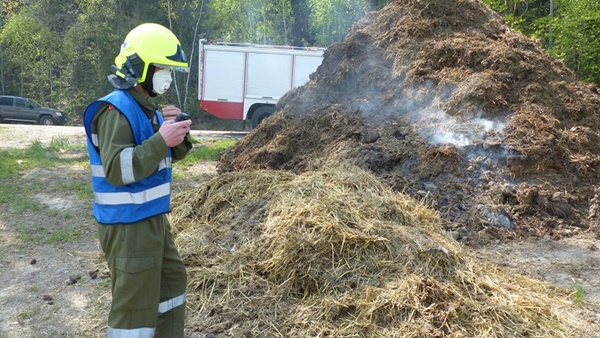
[
  {"xmin": 0, "ymin": 138, "xmax": 87, "ymax": 177},
  {"xmin": 67, "ymin": 180, "xmax": 94, "ymax": 199},
  {"xmin": 17, "ymin": 311, "xmax": 34, "ymax": 320},
  {"xmin": 0, "ymin": 138, "xmax": 89, "ymax": 213},
  {"xmin": 177, "ymin": 138, "xmax": 238, "ymax": 165},
  {"xmin": 0, "ymin": 136, "xmax": 236, "ymax": 215},
  {"xmin": 16, "ymin": 225, "xmax": 87, "ymax": 244},
  {"xmin": 573, "ymin": 285, "xmax": 586, "ymax": 305},
  {"xmin": 0, "ymin": 183, "xmax": 41, "ymax": 212},
  {"xmin": 188, "ymin": 110, "xmax": 251, "ymax": 131}
]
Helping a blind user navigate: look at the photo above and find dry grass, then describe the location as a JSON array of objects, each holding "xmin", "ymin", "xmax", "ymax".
[{"xmin": 170, "ymin": 165, "xmax": 582, "ymax": 337}]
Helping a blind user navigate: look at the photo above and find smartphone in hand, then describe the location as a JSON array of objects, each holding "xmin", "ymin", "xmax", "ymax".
[{"xmin": 174, "ymin": 112, "xmax": 190, "ymax": 122}]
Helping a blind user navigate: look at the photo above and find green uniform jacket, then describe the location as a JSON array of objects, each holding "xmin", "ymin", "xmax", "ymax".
[{"xmin": 90, "ymin": 87, "xmax": 191, "ymax": 186}]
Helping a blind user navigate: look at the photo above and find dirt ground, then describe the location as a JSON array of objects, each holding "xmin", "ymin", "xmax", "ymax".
[
  {"xmin": 0, "ymin": 124, "xmax": 247, "ymax": 149},
  {"xmin": 1, "ymin": 124, "xmax": 599, "ymax": 337},
  {"xmin": 0, "ymin": 124, "xmax": 224, "ymax": 338}
]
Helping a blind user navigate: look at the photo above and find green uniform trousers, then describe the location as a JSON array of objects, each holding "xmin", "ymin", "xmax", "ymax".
[{"xmin": 98, "ymin": 214, "xmax": 187, "ymax": 338}]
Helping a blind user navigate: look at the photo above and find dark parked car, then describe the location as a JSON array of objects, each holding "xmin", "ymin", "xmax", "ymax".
[{"xmin": 0, "ymin": 95, "xmax": 68, "ymax": 125}]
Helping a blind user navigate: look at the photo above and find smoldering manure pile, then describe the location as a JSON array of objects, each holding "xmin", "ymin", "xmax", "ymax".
[
  {"xmin": 172, "ymin": 0, "xmax": 600, "ymax": 336},
  {"xmin": 219, "ymin": 0, "xmax": 600, "ymax": 243}
]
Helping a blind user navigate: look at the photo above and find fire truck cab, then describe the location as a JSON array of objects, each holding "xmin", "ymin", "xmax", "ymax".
[{"xmin": 198, "ymin": 40, "xmax": 325, "ymax": 128}]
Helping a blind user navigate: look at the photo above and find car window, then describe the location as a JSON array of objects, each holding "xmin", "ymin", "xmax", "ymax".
[
  {"xmin": 0, "ymin": 97, "xmax": 13, "ymax": 106},
  {"xmin": 27, "ymin": 99, "xmax": 42, "ymax": 108},
  {"xmin": 15, "ymin": 98, "xmax": 29, "ymax": 108}
]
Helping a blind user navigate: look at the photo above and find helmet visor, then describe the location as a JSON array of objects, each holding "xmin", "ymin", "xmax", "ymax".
[{"xmin": 152, "ymin": 63, "xmax": 189, "ymax": 73}]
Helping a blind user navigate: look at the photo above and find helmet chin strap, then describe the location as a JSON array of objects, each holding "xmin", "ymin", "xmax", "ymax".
[
  {"xmin": 141, "ymin": 65, "xmax": 157, "ymax": 97},
  {"xmin": 109, "ymin": 65, "xmax": 138, "ymax": 89}
]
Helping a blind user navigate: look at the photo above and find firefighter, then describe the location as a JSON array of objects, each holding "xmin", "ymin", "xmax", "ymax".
[{"xmin": 83, "ymin": 23, "xmax": 192, "ymax": 337}]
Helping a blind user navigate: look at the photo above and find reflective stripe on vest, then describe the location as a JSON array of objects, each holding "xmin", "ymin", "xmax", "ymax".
[
  {"xmin": 90, "ymin": 158, "xmax": 172, "ymax": 178},
  {"xmin": 94, "ymin": 182, "xmax": 170, "ymax": 205}
]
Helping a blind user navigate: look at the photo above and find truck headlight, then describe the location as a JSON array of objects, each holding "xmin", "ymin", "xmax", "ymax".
[{"xmin": 55, "ymin": 112, "xmax": 63, "ymax": 117}]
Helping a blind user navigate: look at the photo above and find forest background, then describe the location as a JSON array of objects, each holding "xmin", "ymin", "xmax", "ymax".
[{"xmin": 0, "ymin": 0, "xmax": 598, "ymax": 129}]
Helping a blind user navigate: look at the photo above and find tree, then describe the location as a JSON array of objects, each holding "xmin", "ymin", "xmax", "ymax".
[
  {"xmin": 0, "ymin": 12, "xmax": 60, "ymax": 104},
  {"xmin": 160, "ymin": 0, "xmax": 207, "ymax": 111},
  {"xmin": 483, "ymin": 0, "xmax": 600, "ymax": 86},
  {"xmin": 307, "ymin": 0, "xmax": 371, "ymax": 46},
  {"xmin": 62, "ymin": 0, "xmax": 121, "ymax": 116},
  {"xmin": 549, "ymin": 0, "xmax": 600, "ymax": 84},
  {"xmin": 291, "ymin": 0, "xmax": 313, "ymax": 45},
  {"xmin": 205, "ymin": 0, "xmax": 293, "ymax": 44}
]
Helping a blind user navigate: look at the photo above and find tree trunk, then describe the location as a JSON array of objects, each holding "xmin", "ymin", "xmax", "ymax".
[
  {"xmin": 183, "ymin": 0, "xmax": 206, "ymax": 111},
  {"xmin": 548, "ymin": 0, "xmax": 554, "ymax": 49},
  {"xmin": 0, "ymin": 45, "xmax": 4, "ymax": 95},
  {"xmin": 291, "ymin": 0, "xmax": 313, "ymax": 46}
]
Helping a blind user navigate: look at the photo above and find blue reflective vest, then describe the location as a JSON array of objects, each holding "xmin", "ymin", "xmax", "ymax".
[{"xmin": 83, "ymin": 89, "xmax": 172, "ymax": 225}]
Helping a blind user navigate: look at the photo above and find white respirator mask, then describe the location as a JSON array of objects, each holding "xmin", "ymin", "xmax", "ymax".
[{"xmin": 152, "ymin": 68, "xmax": 172, "ymax": 95}]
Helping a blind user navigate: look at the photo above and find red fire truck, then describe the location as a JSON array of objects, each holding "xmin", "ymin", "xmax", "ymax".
[{"xmin": 198, "ymin": 40, "xmax": 325, "ymax": 128}]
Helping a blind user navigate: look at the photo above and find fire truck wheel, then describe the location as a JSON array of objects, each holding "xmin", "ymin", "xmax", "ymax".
[{"xmin": 251, "ymin": 106, "xmax": 275, "ymax": 128}]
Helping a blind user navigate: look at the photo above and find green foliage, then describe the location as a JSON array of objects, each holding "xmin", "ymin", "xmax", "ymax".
[
  {"xmin": 483, "ymin": 0, "xmax": 600, "ymax": 86},
  {"xmin": 62, "ymin": 0, "xmax": 121, "ymax": 117},
  {"xmin": 206, "ymin": 0, "xmax": 294, "ymax": 44},
  {"xmin": 308, "ymin": 0, "xmax": 371, "ymax": 46},
  {"xmin": 158, "ymin": 0, "xmax": 208, "ymax": 109},
  {"xmin": 0, "ymin": 12, "xmax": 60, "ymax": 101},
  {"xmin": 0, "ymin": 0, "xmax": 21, "ymax": 16},
  {"xmin": 549, "ymin": 0, "xmax": 600, "ymax": 84}
]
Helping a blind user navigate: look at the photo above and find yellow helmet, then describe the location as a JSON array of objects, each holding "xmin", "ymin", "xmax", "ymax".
[{"xmin": 113, "ymin": 23, "xmax": 188, "ymax": 83}]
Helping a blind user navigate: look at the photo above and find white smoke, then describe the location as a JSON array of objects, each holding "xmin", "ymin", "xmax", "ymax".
[
  {"xmin": 417, "ymin": 110, "xmax": 506, "ymax": 147},
  {"xmin": 359, "ymin": 82, "xmax": 507, "ymax": 147}
]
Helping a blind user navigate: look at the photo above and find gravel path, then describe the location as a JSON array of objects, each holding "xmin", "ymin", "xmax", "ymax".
[{"xmin": 0, "ymin": 124, "xmax": 248, "ymax": 149}]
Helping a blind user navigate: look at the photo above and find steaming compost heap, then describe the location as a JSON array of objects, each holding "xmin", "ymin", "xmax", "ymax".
[
  {"xmin": 218, "ymin": 0, "xmax": 600, "ymax": 244},
  {"xmin": 172, "ymin": 0, "xmax": 600, "ymax": 336}
]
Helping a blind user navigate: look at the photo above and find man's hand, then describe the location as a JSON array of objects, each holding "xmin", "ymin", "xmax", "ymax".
[
  {"xmin": 161, "ymin": 105, "xmax": 182, "ymax": 122},
  {"xmin": 158, "ymin": 119, "xmax": 192, "ymax": 147}
]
